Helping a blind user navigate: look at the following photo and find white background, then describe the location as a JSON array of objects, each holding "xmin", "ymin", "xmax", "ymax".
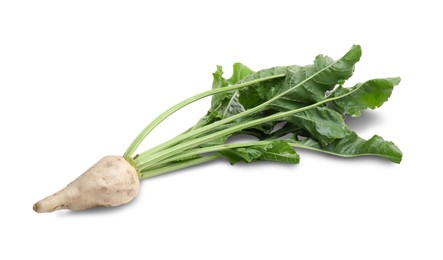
[{"xmin": 1, "ymin": 1, "xmax": 442, "ymax": 259}]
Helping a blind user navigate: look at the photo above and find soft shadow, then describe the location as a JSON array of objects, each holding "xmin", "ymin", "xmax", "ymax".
[
  {"xmin": 297, "ymin": 148, "xmax": 396, "ymax": 166},
  {"xmin": 58, "ymin": 182, "xmax": 151, "ymax": 217},
  {"xmin": 345, "ymin": 111, "xmax": 385, "ymax": 132},
  {"xmin": 58, "ymin": 194, "xmax": 143, "ymax": 217},
  {"xmin": 228, "ymin": 159, "xmax": 300, "ymax": 170}
]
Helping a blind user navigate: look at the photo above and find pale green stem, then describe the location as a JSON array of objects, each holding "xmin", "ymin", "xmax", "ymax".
[
  {"xmin": 140, "ymin": 154, "xmax": 221, "ymax": 179},
  {"xmin": 140, "ymin": 140, "xmax": 275, "ymax": 171},
  {"xmin": 139, "ymin": 137, "xmax": 387, "ymax": 179},
  {"xmin": 123, "ymin": 74, "xmax": 285, "ymax": 158},
  {"xmin": 135, "ymin": 61, "xmax": 340, "ymax": 162},
  {"xmin": 135, "ymin": 88, "xmax": 357, "ymax": 170}
]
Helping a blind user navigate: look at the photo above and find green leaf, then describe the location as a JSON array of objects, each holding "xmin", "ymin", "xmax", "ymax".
[
  {"xmin": 265, "ymin": 122, "xmax": 305, "ymax": 140},
  {"xmin": 238, "ymin": 67, "xmax": 288, "ymax": 109},
  {"xmin": 282, "ymin": 45, "xmax": 361, "ymax": 103},
  {"xmin": 259, "ymin": 141, "xmax": 300, "ymax": 163},
  {"xmin": 203, "ymin": 63, "xmax": 280, "ymax": 136},
  {"xmin": 219, "ymin": 140, "xmax": 299, "ymax": 165},
  {"xmin": 210, "ymin": 65, "xmax": 229, "ymax": 107},
  {"xmin": 133, "ymin": 45, "xmax": 403, "ymax": 179},
  {"xmin": 219, "ymin": 91, "xmax": 245, "ymax": 118},
  {"xmin": 329, "ymin": 77, "xmax": 401, "ymax": 117},
  {"xmin": 227, "ymin": 63, "xmax": 255, "ymax": 84},
  {"xmin": 207, "ymin": 63, "xmax": 259, "ymax": 122},
  {"xmin": 286, "ymin": 106, "xmax": 349, "ymax": 146},
  {"xmin": 269, "ymin": 97, "xmax": 308, "ymax": 111},
  {"xmin": 293, "ymin": 132, "xmax": 402, "ymax": 163},
  {"xmin": 199, "ymin": 66, "xmax": 248, "ymax": 127},
  {"xmin": 210, "ymin": 63, "xmax": 255, "ymax": 109},
  {"xmin": 268, "ymin": 96, "xmax": 349, "ymax": 145},
  {"xmin": 226, "ymin": 46, "xmax": 361, "ymax": 141},
  {"xmin": 238, "ymin": 45, "xmax": 362, "ymax": 109}
]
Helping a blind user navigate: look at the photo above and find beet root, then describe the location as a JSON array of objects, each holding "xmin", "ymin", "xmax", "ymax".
[{"xmin": 33, "ymin": 155, "xmax": 140, "ymax": 213}]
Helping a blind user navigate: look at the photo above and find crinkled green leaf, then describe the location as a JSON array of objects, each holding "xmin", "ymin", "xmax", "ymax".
[
  {"xmin": 238, "ymin": 45, "xmax": 362, "ymax": 109},
  {"xmin": 211, "ymin": 63, "xmax": 255, "ymax": 110},
  {"xmin": 269, "ymin": 97, "xmax": 309, "ymax": 111},
  {"xmin": 286, "ymin": 107, "xmax": 349, "ymax": 146},
  {"xmin": 227, "ymin": 63, "xmax": 255, "ymax": 84},
  {"xmin": 277, "ymin": 45, "xmax": 361, "ymax": 103},
  {"xmin": 193, "ymin": 45, "xmax": 402, "ymax": 167},
  {"xmin": 210, "ymin": 65, "xmax": 229, "ymax": 108},
  {"xmin": 293, "ymin": 132, "xmax": 402, "ymax": 163},
  {"xmin": 238, "ymin": 67, "xmax": 288, "ymax": 109},
  {"xmin": 198, "ymin": 65, "xmax": 248, "ymax": 128},
  {"xmin": 203, "ymin": 64, "xmax": 280, "ymax": 136},
  {"xmin": 329, "ymin": 77, "xmax": 401, "ymax": 117},
  {"xmin": 219, "ymin": 140, "xmax": 299, "ymax": 165},
  {"xmin": 269, "ymin": 97, "xmax": 349, "ymax": 145},
  {"xmin": 265, "ymin": 122, "xmax": 305, "ymax": 140},
  {"xmin": 258, "ymin": 141, "xmax": 300, "ymax": 163}
]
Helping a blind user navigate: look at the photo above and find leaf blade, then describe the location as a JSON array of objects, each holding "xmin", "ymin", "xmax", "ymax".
[
  {"xmin": 292, "ymin": 132, "xmax": 402, "ymax": 163},
  {"xmin": 219, "ymin": 140, "xmax": 300, "ymax": 165},
  {"xmin": 330, "ymin": 77, "xmax": 401, "ymax": 117},
  {"xmin": 287, "ymin": 106, "xmax": 349, "ymax": 146}
]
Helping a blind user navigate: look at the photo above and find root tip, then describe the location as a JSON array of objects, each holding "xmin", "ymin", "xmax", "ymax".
[{"xmin": 33, "ymin": 202, "xmax": 42, "ymax": 213}]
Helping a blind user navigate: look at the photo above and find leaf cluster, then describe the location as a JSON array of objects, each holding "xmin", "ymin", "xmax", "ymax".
[
  {"xmin": 199, "ymin": 45, "xmax": 402, "ymax": 164},
  {"xmin": 128, "ymin": 45, "xmax": 402, "ymax": 179}
]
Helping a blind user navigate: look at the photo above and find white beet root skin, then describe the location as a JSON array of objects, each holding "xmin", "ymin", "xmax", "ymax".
[{"xmin": 33, "ymin": 155, "xmax": 140, "ymax": 213}]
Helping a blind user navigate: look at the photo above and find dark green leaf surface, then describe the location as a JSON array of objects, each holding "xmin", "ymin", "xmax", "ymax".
[
  {"xmin": 329, "ymin": 77, "xmax": 401, "ymax": 117},
  {"xmin": 198, "ymin": 45, "xmax": 401, "ymax": 165},
  {"xmin": 286, "ymin": 107, "xmax": 349, "ymax": 146},
  {"xmin": 219, "ymin": 140, "xmax": 300, "ymax": 165},
  {"xmin": 135, "ymin": 45, "xmax": 403, "ymax": 181},
  {"xmin": 198, "ymin": 65, "xmax": 250, "ymax": 128},
  {"xmin": 239, "ymin": 67, "xmax": 287, "ymax": 109},
  {"xmin": 293, "ymin": 132, "xmax": 402, "ymax": 163},
  {"xmin": 227, "ymin": 63, "xmax": 254, "ymax": 84},
  {"xmin": 210, "ymin": 65, "xmax": 229, "ymax": 108},
  {"xmin": 236, "ymin": 45, "xmax": 362, "ymax": 110},
  {"xmin": 276, "ymin": 45, "xmax": 361, "ymax": 103}
]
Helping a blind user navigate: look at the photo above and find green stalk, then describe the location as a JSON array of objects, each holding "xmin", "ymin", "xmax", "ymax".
[
  {"xmin": 140, "ymin": 154, "xmax": 220, "ymax": 179},
  {"xmin": 139, "ymin": 135, "xmax": 392, "ymax": 179},
  {"xmin": 151, "ymin": 140, "xmax": 276, "ymax": 166},
  {"xmin": 135, "ymin": 87, "xmax": 359, "ymax": 170},
  {"xmin": 135, "ymin": 60, "xmax": 342, "ymax": 162},
  {"xmin": 123, "ymin": 74, "xmax": 285, "ymax": 158},
  {"xmin": 135, "ymin": 110, "xmax": 299, "ymax": 170}
]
